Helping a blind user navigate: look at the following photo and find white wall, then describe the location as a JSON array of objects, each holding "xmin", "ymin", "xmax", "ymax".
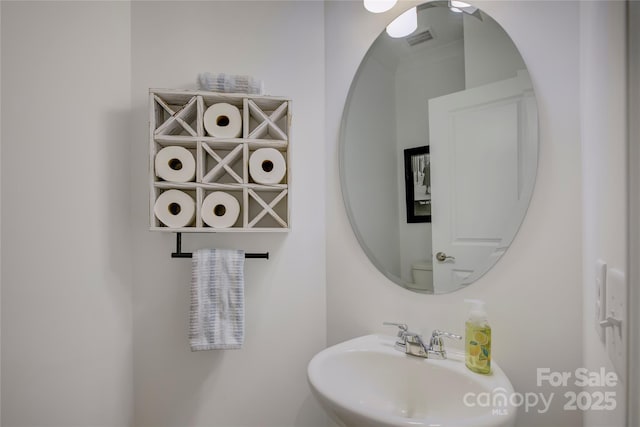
[
  {"xmin": 0, "ymin": 2, "xmax": 3, "ymax": 421},
  {"xmin": 1, "ymin": 2, "xmax": 327, "ymax": 427},
  {"xmin": 1, "ymin": 2, "xmax": 133, "ymax": 425},
  {"xmin": 629, "ymin": 2, "xmax": 640, "ymax": 424},
  {"xmin": 463, "ymin": 12, "xmax": 526, "ymax": 89},
  {"xmin": 326, "ymin": 1, "xmax": 583, "ymax": 426},
  {"xmin": 580, "ymin": 2, "xmax": 628, "ymax": 426},
  {"xmin": 130, "ymin": 2, "xmax": 327, "ymax": 426},
  {"xmin": 343, "ymin": 53, "xmax": 400, "ymax": 277}
]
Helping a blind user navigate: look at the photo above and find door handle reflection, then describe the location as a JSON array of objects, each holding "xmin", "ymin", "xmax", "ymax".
[{"xmin": 435, "ymin": 252, "xmax": 455, "ymax": 262}]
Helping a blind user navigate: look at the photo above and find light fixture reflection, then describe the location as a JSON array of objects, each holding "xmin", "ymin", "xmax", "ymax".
[
  {"xmin": 448, "ymin": 0, "xmax": 478, "ymax": 14},
  {"xmin": 451, "ymin": 0, "xmax": 471, "ymax": 7},
  {"xmin": 364, "ymin": 0, "xmax": 397, "ymax": 13},
  {"xmin": 386, "ymin": 7, "xmax": 417, "ymax": 38}
]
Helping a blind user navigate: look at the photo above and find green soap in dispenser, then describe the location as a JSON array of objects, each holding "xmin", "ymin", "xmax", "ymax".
[{"xmin": 465, "ymin": 299, "xmax": 491, "ymax": 374}]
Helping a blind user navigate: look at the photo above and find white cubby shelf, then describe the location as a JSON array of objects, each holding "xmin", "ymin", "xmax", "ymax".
[{"xmin": 149, "ymin": 89, "xmax": 291, "ymax": 232}]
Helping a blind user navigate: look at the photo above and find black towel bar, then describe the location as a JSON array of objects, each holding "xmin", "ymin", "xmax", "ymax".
[{"xmin": 171, "ymin": 232, "xmax": 269, "ymax": 259}]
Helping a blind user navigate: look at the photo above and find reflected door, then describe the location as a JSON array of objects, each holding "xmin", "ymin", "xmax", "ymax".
[{"xmin": 429, "ymin": 71, "xmax": 537, "ymax": 293}]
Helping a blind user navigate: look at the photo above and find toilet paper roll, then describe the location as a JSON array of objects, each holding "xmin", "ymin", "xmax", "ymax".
[
  {"xmin": 154, "ymin": 189, "xmax": 196, "ymax": 228},
  {"xmin": 201, "ymin": 191, "xmax": 240, "ymax": 228},
  {"xmin": 203, "ymin": 103, "xmax": 242, "ymax": 138},
  {"xmin": 155, "ymin": 146, "xmax": 196, "ymax": 182},
  {"xmin": 249, "ymin": 148, "xmax": 287, "ymax": 184}
]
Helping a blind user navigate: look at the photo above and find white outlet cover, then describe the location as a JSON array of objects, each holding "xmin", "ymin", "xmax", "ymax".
[
  {"xmin": 595, "ymin": 259, "xmax": 607, "ymax": 343},
  {"xmin": 605, "ymin": 268, "xmax": 627, "ymax": 380}
]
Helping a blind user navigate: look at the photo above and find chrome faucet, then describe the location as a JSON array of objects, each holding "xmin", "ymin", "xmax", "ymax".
[{"xmin": 383, "ymin": 322, "xmax": 462, "ymax": 359}]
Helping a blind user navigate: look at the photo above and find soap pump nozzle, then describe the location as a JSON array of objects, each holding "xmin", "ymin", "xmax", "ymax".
[{"xmin": 464, "ymin": 298, "xmax": 487, "ymax": 322}]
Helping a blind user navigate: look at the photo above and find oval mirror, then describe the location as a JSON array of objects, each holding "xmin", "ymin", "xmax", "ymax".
[{"xmin": 340, "ymin": 1, "xmax": 538, "ymax": 294}]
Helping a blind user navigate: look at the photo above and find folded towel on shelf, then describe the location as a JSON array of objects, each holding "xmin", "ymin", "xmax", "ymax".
[
  {"xmin": 190, "ymin": 248, "xmax": 245, "ymax": 351},
  {"xmin": 198, "ymin": 72, "xmax": 264, "ymax": 95}
]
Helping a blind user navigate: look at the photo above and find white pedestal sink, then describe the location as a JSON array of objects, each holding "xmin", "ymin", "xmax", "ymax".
[{"xmin": 308, "ymin": 334, "xmax": 516, "ymax": 427}]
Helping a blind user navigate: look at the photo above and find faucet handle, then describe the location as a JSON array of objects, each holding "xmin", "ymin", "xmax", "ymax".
[
  {"xmin": 383, "ymin": 322, "xmax": 408, "ymax": 338},
  {"xmin": 432, "ymin": 330, "xmax": 462, "ymax": 340},
  {"xmin": 429, "ymin": 330, "xmax": 462, "ymax": 358}
]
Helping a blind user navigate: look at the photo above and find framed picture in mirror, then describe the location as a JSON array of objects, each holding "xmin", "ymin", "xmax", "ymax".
[{"xmin": 404, "ymin": 146, "xmax": 431, "ymax": 223}]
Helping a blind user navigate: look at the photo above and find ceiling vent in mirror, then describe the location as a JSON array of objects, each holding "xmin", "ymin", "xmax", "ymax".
[{"xmin": 406, "ymin": 28, "xmax": 434, "ymax": 46}]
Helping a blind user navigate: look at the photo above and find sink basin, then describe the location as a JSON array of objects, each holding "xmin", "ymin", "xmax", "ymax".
[{"xmin": 307, "ymin": 334, "xmax": 516, "ymax": 427}]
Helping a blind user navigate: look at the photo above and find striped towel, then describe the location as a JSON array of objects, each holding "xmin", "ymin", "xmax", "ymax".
[
  {"xmin": 190, "ymin": 249, "xmax": 245, "ymax": 351},
  {"xmin": 198, "ymin": 72, "xmax": 264, "ymax": 95}
]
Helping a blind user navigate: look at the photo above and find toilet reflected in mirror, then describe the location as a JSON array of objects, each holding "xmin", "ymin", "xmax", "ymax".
[{"xmin": 409, "ymin": 260, "xmax": 433, "ymax": 293}]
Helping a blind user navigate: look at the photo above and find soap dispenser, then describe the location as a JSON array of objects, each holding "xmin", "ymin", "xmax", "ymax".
[{"xmin": 464, "ymin": 299, "xmax": 491, "ymax": 374}]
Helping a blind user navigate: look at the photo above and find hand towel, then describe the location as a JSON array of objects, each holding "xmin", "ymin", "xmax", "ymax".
[
  {"xmin": 198, "ymin": 72, "xmax": 264, "ymax": 95},
  {"xmin": 190, "ymin": 248, "xmax": 245, "ymax": 351}
]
